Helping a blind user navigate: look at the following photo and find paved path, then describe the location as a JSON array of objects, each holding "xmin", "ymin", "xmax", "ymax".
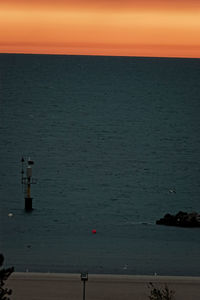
[{"xmin": 7, "ymin": 273, "xmax": 200, "ymax": 300}]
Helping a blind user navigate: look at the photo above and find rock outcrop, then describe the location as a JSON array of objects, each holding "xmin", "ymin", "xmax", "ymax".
[{"xmin": 156, "ymin": 211, "xmax": 200, "ymax": 227}]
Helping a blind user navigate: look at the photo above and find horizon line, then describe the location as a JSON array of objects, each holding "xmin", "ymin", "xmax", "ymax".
[{"xmin": 0, "ymin": 52, "xmax": 200, "ymax": 60}]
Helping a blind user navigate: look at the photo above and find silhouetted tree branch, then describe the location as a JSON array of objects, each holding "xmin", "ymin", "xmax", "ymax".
[{"xmin": 0, "ymin": 254, "xmax": 14, "ymax": 300}]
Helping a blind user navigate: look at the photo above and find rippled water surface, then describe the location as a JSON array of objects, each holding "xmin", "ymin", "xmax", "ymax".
[{"xmin": 0, "ymin": 54, "xmax": 200, "ymax": 275}]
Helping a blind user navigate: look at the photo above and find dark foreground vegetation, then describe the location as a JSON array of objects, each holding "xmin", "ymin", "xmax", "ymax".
[
  {"xmin": 148, "ymin": 282, "xmax": 175, "ymax": 300},
  {"xmin": 0, "ymin": 254, "xmax": 14, "ymax": 300}
]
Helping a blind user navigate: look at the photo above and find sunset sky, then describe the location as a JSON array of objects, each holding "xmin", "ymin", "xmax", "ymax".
[{"xmin": 0, "ymin": 0, "xmax": 200, "ymax": 58}]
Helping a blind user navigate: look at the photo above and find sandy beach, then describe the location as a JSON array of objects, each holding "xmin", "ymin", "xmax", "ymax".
[{"xmin": 7, "ymin": 272, "xmax": 200, "ymax": 300}]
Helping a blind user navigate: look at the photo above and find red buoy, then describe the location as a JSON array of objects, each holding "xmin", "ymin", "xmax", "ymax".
[{"xmin": 92, "ymin": 229, "xmax": 96, "ymax": 234}]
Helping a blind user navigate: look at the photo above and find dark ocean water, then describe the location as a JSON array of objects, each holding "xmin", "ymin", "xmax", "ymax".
[{"xmin": 0, "ymin": 53, "xmax": 200, "ymax": 275}]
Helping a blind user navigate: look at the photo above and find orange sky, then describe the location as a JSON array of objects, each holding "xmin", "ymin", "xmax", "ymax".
[{"xmin": 0, "ymin": 0, "xmax": 200, "ymax": 58}]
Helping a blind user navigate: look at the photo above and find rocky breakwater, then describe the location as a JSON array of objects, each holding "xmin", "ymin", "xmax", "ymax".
[{"xmin": 156, "ymin": 211, "xmax": 200, "ymax": 227}]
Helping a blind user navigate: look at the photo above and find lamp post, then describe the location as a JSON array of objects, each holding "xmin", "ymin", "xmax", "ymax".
[{"xmin": 81, "ymin": 272, "xmax": 88, "ymax": 300}]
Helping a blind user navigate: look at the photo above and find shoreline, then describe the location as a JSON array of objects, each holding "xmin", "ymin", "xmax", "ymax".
[
  {"xmin": 10, "ymin": 271, "xmax": 200, "ymax": 280},
  {"xmin": 7, "ymin": 272, "xmax": 200, "ymax": 300}
]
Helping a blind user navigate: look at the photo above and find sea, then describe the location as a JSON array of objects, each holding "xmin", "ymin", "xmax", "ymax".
[{"xmin": 0, "ymin": 53, "xmax": 200, "ymax": 276}]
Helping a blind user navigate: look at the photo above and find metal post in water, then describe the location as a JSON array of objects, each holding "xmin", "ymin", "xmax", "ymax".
[{"xmin": 21, "ymin": 157, "xmax": 36, "ymax": 211}]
